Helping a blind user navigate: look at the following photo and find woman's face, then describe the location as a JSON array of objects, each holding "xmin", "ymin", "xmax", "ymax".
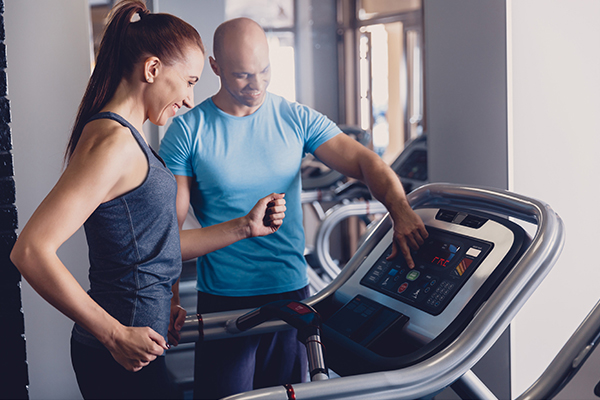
[{"xmin": 147, "ymin": 47, "xmax": 205, "ymax": 126}]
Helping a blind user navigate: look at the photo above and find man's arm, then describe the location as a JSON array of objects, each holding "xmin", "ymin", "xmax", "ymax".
[
  {"xmin": 313, "ymin": 133, "xmax": 428, "ymax": 268},
  {"xmin": 175, "ymin": 175, "xmax": 193, "ymax": 228}
]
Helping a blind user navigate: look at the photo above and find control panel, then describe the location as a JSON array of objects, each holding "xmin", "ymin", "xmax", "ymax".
[
  {"xmin": 360, "ymin": 226, "xmax": 493, "ymax": 316},
  {"xmin": 327, "ymin": 207, "xmax": 526, "ymax": 344}
]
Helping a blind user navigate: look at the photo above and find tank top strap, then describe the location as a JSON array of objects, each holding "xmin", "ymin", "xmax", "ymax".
[{"xmin": 87, "ymin": 112, "xmax": 155, "ymax": 161}]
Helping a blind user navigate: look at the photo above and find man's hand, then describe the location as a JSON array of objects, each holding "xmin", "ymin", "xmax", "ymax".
[
  {"xmin": 168, "ymin": 303, "xmax": 187, "ymax": 346},
  {"xmin": 386, "ymin": 201, "xmax": 428, "ymax": 269}
]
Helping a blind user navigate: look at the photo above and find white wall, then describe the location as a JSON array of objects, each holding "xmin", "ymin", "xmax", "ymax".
[
  {"xmin": 5, "ymin": 1, "xmax": 93, "ymax": 399},
  {"xmin": 425, "ymin": 0, "xmax": 509, "ymax": 189},
  {"xmin": 509, "ymin": 0, "xmax": 600, "ymax": 397}
]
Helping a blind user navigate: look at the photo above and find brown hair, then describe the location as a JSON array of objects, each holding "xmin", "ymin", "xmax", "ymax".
[{"xmin": 65, "ymin": 0, "xmax": 204, "ymax": 161}]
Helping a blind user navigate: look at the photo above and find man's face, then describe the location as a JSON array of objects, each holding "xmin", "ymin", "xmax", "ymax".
[{"xmin": 214, "ymin": 38, "xmax": 272, "ymax": 110}]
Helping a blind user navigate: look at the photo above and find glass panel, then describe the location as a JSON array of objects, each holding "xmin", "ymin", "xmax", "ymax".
[
  {"xmin": 225, "ymin": 0, "xmax": 294, "ymax": 28},
  {"xmin": 359, "ymin": 33, "xmax": 371, "ymax": 132},
  {"xmin": 406, "ymin": 29, "xmax": 423, "ymax": 139},
  {"xmin": 368, "ymin": 24, "xmax": 390, "ymax": 156},
  {"xmin": 358, "ymin": 0, "xmax": 421, "ymax": 20},
  {"xmin": 266, "ymin": 32, "xmax": 296, "ymax": 102}
]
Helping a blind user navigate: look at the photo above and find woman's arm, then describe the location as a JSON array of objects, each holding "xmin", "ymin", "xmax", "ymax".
[
  {"xmin": 11, "ymin": 123, "xmax": 168, "ymax": 371},
  {"xmin": 167, "ymin": 175, "xmax": 286, "ymax": 345},
  {"xmin": 179, "ymin": 192, "xmax": 286, "ymax": 261},
  {"xmin": 172, "ymin": 175, "xmax": 286, "ymax": 261}
]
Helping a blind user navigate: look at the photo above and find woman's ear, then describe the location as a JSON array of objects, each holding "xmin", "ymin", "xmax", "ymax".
[{"xmin": 144, "ymin": 56, "xmax": 161, "ymax": 83}]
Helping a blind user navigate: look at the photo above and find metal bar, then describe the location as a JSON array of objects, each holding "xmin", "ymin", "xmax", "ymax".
[
  {"xmin": 315, "ymin": 200, "xmax": 388, "ymax": 280},
  {"xmin": 516, "ymin": 299, "xmax": 600, "ymax": 400},
  {"xmin": 306, "ymin": 334, "xmax": 329, "ymax": 381},
  {"xmin": 451, "ymin": 370, "xmax": 499, "ymax": 400}
]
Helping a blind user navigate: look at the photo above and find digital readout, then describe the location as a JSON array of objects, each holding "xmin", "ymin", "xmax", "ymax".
[{"xmin": 420, "ymin": 239, "xmax": 461, "ymax": 268}]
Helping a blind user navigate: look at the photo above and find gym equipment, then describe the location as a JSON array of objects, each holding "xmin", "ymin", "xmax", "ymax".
[
  {"xmin": 178, "ymin": 183, "xmax": 565, "ymax": 399},
  {"xmin": 517, "ymin": 297, "xmax": 600, "ymax": 400},
  {"xmin": 301, "ymin": 133, "xmax": 427, "ymax": 205},
  {"xmin": 391, "ymin": 134, "xmax": 428, "ymax": 194},
  {"xmin": 301, "ymin": 125, "xmax": 371, "ymax": 192},
  {"xmin": 229, "ymin": 300, "xmax": 329, "ymax": 382}
]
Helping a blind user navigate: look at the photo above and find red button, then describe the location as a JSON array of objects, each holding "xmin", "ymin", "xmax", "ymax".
[
  {"xmin": 287, "ymin": 302, "xmax": 311, "ymax": 315},
  {"xmin": 398, "ymin": 282, "xmax": 409, "ymax": 294}
]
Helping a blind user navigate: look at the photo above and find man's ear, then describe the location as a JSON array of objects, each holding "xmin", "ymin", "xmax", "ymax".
[
  {"xmin": 144, "ymin": 56, "xmax": 161, "ymax": 83},
  {"xmin": 209, "ymin": 56, "xmax": 220, "ymax": 77}
]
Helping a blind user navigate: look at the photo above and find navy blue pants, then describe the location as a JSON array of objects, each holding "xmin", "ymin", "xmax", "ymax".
[
  {"xmin": 193, "ymin": 286, "xmax": 309, "ymax": 399},
  {"xmin": 71, "ymin": 337, "xmax": 176, "ymax": 399}
]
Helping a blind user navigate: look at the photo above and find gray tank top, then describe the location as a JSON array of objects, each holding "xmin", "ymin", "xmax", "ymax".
[{"xmin": 72, "ymin": 112, "xmax": 181, "ymax": 349}]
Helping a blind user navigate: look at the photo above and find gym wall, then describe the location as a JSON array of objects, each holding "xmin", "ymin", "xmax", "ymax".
[{"xmin": 0, "ymin": 0, "xmax": 29, "ymax": 397}]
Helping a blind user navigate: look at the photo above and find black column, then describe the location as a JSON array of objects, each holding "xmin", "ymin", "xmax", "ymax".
[{"xmin": 0, "ymin": 0, "xmax": 29, "ymax": 397}]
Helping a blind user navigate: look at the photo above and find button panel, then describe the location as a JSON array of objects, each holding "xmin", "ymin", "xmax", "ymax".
[{"xmin": 360, "ymin": 226, "xmax": 493, "ymax": 316}]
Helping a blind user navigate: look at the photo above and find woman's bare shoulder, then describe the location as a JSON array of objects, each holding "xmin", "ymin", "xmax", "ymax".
[{"xmin": 74, "ymin": 118, "xmax": 143, "ymax": 162}]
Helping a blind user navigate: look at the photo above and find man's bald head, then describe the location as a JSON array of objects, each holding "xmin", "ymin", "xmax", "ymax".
[
  {"xmin": 213, "ymin": 18, "xmax": 267, "ymax": 63},
  {"xmin": 209, "ymin": 18, "xmax": 272, "ymax": 115}
]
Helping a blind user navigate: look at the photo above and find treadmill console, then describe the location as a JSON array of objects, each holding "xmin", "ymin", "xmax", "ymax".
[
  {"xmin": 360, "ymin": 225, "xmax": 493, "ymax": 316},
  {"xmin": 321, "ymin": 206, "xmax": 528, "ymax": 374}
]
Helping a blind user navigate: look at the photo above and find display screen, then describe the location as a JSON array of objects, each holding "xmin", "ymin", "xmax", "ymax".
[
  {"xmin": 422, "ymin": 239, "xmax": 460, "ymax": 268},
  {"xmin": 397, "ymin": 150, "xmax": 427, "ymax": 181},
  {"xmin": 360, "ymin": 227, "xmax": 493, "ymax": 316}
]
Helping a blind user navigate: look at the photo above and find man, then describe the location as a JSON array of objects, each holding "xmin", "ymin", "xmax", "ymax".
[{"xmin": 159, "ymin": 17, "xmax": 428, "ymax": 399}]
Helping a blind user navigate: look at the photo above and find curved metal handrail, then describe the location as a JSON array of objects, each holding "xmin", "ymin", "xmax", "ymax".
[
  {"xmin": 220, "ymin": 183, "xmax": 565, "ymax": 399},
  {"xmin": 314, "ymin": 199, "xmax": 388, "ymax": 280},
  {"xmin": 516, "ymin": 298, "xmax": 600, "ymax": 400}
]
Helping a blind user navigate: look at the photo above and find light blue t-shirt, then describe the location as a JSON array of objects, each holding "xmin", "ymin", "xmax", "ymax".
[{"xmin": 159, "ymin": 93, "xmax": 341, "ymax": 296}]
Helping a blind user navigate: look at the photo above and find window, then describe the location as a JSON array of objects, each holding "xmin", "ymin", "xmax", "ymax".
[{"xmin": 344, "ymin": 0, "xmax": 424, "ymax": 163}]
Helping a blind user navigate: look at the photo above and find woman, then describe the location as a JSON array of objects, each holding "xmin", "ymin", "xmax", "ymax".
[{"xmin": 10, "ymin": 1, "xmax": 285, "ymax": 399}]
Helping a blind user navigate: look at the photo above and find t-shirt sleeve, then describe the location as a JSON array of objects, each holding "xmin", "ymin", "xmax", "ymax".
[
  {"xmin": 296, "ymin": 104, "xmax": 342, "ymax": 155},
  {"xmin": 158, "ymin": 116, "xmax": 195, "ymax": 177}
]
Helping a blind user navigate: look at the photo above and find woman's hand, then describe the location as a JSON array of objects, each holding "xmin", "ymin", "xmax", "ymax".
[
  {"xmin": 105, "ymin": 325, "xmax": 169, "ymax": 372},
  {"xmin": 245, "ymin": 193, "xmax": 286, "ymax": 237}
]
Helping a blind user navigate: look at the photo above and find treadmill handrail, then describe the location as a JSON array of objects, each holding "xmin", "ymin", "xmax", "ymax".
[
  {"xmin": 221, "ymin": 183, "xmax": 565, "ymax": 400},
  {"xmin": 314, "ymin": 199, "xmax": 388, "ymax": 280},
  {"xmin": 516, "ymin": 298, "xmax": 600, "ymax": 400}
]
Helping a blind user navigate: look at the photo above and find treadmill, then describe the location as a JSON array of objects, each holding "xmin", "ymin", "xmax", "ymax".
[
  {"xmin": 178, "ymin": 183, "xmax": 565, "ymax": 399},
  {"xmin": 301, "ymin": 125, "xmax": 371, "ymax": 193}
]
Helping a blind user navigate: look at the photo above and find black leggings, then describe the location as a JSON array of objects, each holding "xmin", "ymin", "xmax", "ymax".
[{"xmin": 71, "ymin": 337, "xmax": 176, "ymax": 399}]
